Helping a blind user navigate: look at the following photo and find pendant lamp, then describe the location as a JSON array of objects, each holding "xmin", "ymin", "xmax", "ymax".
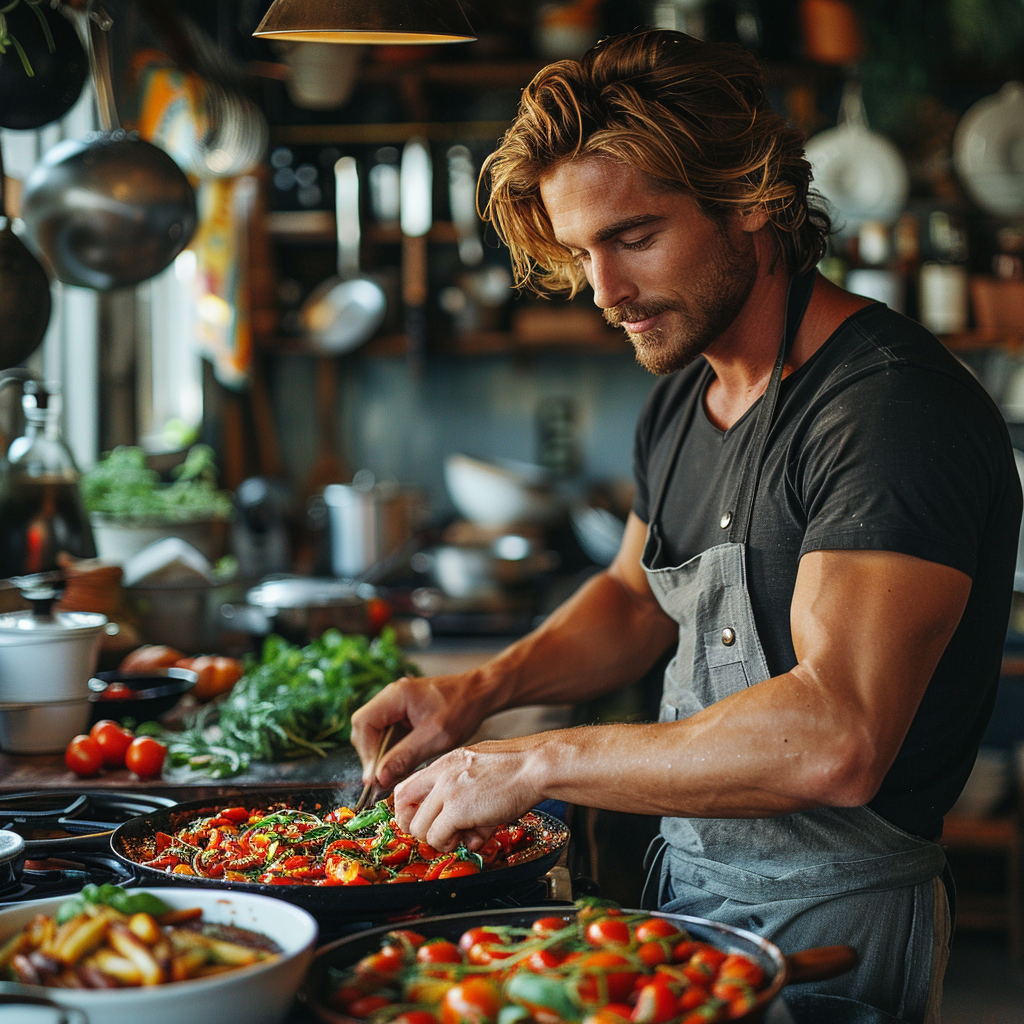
[{"xmin": 253, "ymin": 0, "xmax": 477, "ymax": 44}]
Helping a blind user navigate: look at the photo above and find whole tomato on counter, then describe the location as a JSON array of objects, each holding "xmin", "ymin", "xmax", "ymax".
[
  {"xmin": 65, "ymin": 726, "xmax": 167, "ymax": 780},
  {"xmin": 118, "ymin": 645, "xmax": 184, "ymax": 673},
  {"xmin": 125, "ymin": 735, "xmax": 167, "ymax": 779},
  {"xmin": 64, "ymin": 735, "xmax": 102, "ymax": 777},
  {"xmin": 89, "ymin": 719, "xmax": 134, "ymax": 768},
  {"xmin": 175, "ymin": 654, "xmax": 243, "ymax": 701}
]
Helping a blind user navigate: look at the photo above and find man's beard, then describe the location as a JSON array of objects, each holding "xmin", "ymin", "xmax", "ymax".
[{"xmin": 604, "ymin": 225, "xmax": 759, "ymax": 375}]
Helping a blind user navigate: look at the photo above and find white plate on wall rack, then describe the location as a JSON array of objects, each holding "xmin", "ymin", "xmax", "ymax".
[{"xmin": 953, "ymin": 81, "xmax": 1024, "ymax": 217}]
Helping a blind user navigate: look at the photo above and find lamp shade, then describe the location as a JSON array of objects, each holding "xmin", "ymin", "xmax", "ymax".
[{"xmin": 253, "ymin": 0, "xmax": 476, "ymax": 43}]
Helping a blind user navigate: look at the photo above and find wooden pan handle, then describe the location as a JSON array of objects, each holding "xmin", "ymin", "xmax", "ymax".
[{"xmin": 784, "ymin": 945, "xmax": 858, "ymax": 985}]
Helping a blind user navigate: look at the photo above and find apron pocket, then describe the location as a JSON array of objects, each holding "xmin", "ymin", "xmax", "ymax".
[{"xmin": 702, "ymin": 628, "xmax": 752, "ymax": 695}]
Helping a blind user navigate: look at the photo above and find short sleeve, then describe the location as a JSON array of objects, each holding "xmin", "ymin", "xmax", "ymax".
[{"xmin": 794, "ymin": 364, "xmax": 1014, "ymax": 578}]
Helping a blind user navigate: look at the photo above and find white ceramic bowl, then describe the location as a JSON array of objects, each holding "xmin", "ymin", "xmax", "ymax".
[
  {"xmin": 444, "ymin": 453, "xmax": 564, "ymax": 527},
  {"xmin": 0, "ymin": 696, "xmax": 92, "ymax": 753},
  {"xmin": 0, "ymin": 887, "xmax": 318, "ymax": 1024}
]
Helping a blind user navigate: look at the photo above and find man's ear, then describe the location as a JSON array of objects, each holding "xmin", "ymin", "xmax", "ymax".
[{"xmin": 736, "ymin": 207, "xmax": 770, "ymax": 232}]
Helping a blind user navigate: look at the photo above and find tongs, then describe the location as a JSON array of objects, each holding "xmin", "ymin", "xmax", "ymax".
[{"xmin": 353, "ymin": 724, "xmax": 395, "ymax": 814}]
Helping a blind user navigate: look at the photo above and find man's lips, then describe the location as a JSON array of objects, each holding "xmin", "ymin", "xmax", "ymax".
[{"xmin": 621, "ymin": 313, "xmax": 662, "ymax": 333}]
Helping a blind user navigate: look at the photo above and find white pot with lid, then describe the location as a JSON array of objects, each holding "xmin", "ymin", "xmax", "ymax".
[{"xmin": 0, "ymin": 585, "xmax": 110, "ymax": 703}]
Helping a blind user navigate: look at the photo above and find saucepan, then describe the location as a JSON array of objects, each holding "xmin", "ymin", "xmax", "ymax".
[
  {"xmin": 20, "ymin": 5, "xmax": 196, "ymax": 290},
  {"xmin": 302, "ymin": 905, "xmax": 857, "ymax": 1024},
  {"xmin": 110, "ymin": 787, "xmax": 570, "ymax": 918}
]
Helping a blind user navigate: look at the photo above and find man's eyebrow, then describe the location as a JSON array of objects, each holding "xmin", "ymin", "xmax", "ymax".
[{"xmin": 594, "ymin": 214, "xmax": 665, "ymax": 243}]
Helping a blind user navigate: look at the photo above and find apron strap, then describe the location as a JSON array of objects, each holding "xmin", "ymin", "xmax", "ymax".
[{"xmin": 729, "ymin": 270, "xmax": 817, "ymax": 545}]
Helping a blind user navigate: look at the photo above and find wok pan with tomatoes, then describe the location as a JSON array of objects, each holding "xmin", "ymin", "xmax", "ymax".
[
  {"xmin": 110, "ymin": 788, "xmax": 569, "ymax": 916},
  {"xmin": 302, "ymin": 902, "xmax": 857, "ymax": 1024}
]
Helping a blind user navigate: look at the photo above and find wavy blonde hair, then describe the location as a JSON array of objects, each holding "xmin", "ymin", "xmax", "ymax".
[{"xmin": 482, "ymin": 30, "xmax": 830, "ymax": 296}]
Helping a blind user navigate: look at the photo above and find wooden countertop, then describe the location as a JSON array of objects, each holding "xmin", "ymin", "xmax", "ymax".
[{"xmin": 0, "ymin": 642, "xmax": 572, "ymax": 796}]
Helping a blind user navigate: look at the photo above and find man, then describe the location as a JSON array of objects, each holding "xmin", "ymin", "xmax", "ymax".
[{"xmin": 352, "ymin": 30, "xmax": 1021, "ymax": 1021}]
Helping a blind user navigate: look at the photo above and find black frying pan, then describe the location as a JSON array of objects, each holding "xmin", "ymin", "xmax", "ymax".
[{"xmin": 110, "ymin": 788, "xmax": 569, "ymax": 916}]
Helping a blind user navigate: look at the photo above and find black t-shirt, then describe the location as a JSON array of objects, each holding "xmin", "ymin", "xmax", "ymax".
[{"xmin": 633, "ymin": 302, "xmax": 1022, "ymax": 840}]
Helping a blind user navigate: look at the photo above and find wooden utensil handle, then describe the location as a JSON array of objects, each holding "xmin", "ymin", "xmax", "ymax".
[{"xmin": 785, "ymin": 945, "xmax": 858, "ymax": 985}]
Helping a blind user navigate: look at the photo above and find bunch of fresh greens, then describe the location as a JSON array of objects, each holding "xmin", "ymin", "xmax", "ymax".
[
  {"xmin": 81, "ymin": 444, "xmax": 233, "ymax": 522},
  {"xmin": 57, "ymin": 885, "xmax": 171, "ymax": 924},
  {"xmin": 166, "ymin": 628, "xmax": 420, "ymax": 778}
]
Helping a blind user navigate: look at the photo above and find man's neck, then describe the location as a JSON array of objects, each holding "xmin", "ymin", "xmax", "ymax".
[{"xmin": 702, "ymin": 269, "xmax": 871, "ymax": 432}]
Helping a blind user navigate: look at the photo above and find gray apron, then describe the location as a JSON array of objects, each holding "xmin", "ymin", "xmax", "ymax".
[{"xmin": 640, "ymin": 273, "xmax": 949, "ymax": 1023}]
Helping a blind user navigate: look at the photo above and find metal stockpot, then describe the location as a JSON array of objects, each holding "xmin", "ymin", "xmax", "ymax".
[{"xmin": 323, "ymin": 476, "xmax": 429, "ymax": 580}]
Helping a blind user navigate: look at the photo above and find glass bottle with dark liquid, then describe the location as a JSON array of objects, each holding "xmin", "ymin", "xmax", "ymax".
[{"xmin": 0, "ymin": 381, "xmax": 95, "ymax": 578}]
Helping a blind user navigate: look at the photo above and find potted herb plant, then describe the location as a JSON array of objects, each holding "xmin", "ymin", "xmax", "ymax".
[{"xmin": 81, "ymin": 444, "xmax": 233, "ymax": 567}]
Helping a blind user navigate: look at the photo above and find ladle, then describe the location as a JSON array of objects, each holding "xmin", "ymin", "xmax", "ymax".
[
  {"xmin": 0, "ymin": 139, "xmax": 51, "ymax": 370},
  {"xmin": 19, "ymin": 5, "xmax": 197, "ymax": 291},
  {"xmin": 300, "ymin": 156, "xmax": 386, "ymax": 354}
]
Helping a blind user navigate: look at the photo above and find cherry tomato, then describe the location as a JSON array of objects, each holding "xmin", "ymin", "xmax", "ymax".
[
  {"xmin": 382, "ymin": 929, "xmax": 426, "ymax": 953},
  {"xmin": 467, "ymin": 941, "xmax": 517, "ymax": 967},
  {"xmin": 531, "ymin": 916, "xmax": 569, "ymax": 937},
  {"xmin": 637, "ymin": 941, "xmax": 671, "ymax": 968},
  {"xmin": 100, "ymin": 681, "xmax": 132, "ymax": 700},
  {"xmin": 458, "ymin": 926, "xmax": 503, "ymax": 953},
  {"xmin": 683, "ymin": 947, "xmax": 728, "ymax": 985},
  {"xmin": 575, "ymin": 952, "xmax": 640, "ymax": 1003},
  {"xmin": 64, "ymin": 734, "xmax": 102, "ymax": 777},
  {"xmin": 525, "ymin": 948, "xmax": 568, "ymax": 972},
  {"xmin": 124, "ymin": 735, "xmax": 167, "ymax": 779},
  {"xmin": 677, "ymin": 985, "xmax": 711, "ymax": 1012},
  {"xmin": 631, "ymin": 982, "xmax": 679, "ymax": 1024},
  {"xmin": 634, "ymin": 918, "xmax": 683, "ymax": 944},
  {"xmin": 582, "ymin": 1007, "xmax": 634, "ymax": 1024},
  {"xmin": 439, "ymin": 860, "xmax": 480, "ymax": 879},
  {"xmin": 417, "ymin": 940, "xmax": 463, "ymax": 965},
  {"xmin": 89, "ymin": 720, "xmax": 134, "ymax": 768},
  {"xmin": 366, "ymin": 596, "xmax": 391, "ymax": 632},
  {"xmin": 440, "ymin": 978, "xmax": 502, "ymax": 1024},
  {"xmin": 717, "ymin": 954, "xmax": 764, "ymax": 988},
  {"xmin": 392, "ymin": 1013, "xmax": 439, "ymax": 1024},
  {"xmin": 586, "ymin": 917, "xmax": 632, "ymax": 947},
  {"xmin": 354, "ymin": 948, "xmax": 405, "ymax": 979},
  {"xmin": 348, "ymin": 995, "xmax": 394, "ymax": 1018}
]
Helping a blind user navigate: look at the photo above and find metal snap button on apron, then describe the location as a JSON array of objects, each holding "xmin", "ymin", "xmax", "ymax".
[
  {"xmin": 720, "ymin": 510, "xmax": 733, "ymax": 529},
  {"xmin": 721, "ymin": 627, "xmax": 736, "ymax": 646}
]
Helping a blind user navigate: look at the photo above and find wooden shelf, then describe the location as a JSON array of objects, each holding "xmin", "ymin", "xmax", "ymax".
[
  {"xmin": 265, "ymin": 211, "xmax": 459, "ymax": 244},
  {"xmin": 941, "ymin": 330, "xmax": 1024, "ymax": 353},
  {"xmin": 271, "ymin": 121, "xmax": 510, "ymax": 146}
]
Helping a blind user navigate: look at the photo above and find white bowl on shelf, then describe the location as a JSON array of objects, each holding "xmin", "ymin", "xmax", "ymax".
[{"xmin": 444, "ymin": 453, "xmax": 565, "ymax": 527}]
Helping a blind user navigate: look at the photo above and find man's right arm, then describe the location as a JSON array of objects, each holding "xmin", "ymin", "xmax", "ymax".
[{"xmin": 350, "ymin": 512, "xmax": 678, "ymax": 789}]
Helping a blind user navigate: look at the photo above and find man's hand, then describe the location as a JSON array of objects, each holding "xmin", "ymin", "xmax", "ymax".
[
  {"xmin": 393, "ymin": 738, "xmax": 544, "ymax": 853},
  {"xmin": 350, "ymin": 672, "xmax": 493, "ymax": 791}
]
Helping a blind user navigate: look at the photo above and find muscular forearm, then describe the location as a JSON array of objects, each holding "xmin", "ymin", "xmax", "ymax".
[{"xmin": 472, "ymin": 568, "xmax": 678, "ymax": 714}]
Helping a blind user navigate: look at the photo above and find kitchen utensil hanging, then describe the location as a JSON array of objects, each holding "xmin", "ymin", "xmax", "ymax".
[
  {"xmin": 300, "ymin": 157, "xmax": 386, "ymax": 354},
  {"xmin": 803, "ymin": 77, "xmax": 908, "ymax": 233},
  {"xmin": 401, "ymin": 137, "xmax": 432, "ymax": 368},
  {"xmin": 0, "ymin": 137, "xmax": 51, "ymax": 370},
  {"xmin": 0, "ymin": 0, "xmax": 89, "ymax": 130},
  {"xmin": 19, "ymin": 4, "xmax": 197, "ymax": 291}
]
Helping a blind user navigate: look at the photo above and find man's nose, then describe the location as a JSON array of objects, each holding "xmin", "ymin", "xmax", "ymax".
[{"xmin": 588, "ymin": 254, "xmax": 635, "ymax": 310}]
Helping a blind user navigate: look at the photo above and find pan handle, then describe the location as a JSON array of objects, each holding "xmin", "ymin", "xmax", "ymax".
[{"xmin": 784, "ymin": 945, "xmax": 858, "ymax": 985}]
